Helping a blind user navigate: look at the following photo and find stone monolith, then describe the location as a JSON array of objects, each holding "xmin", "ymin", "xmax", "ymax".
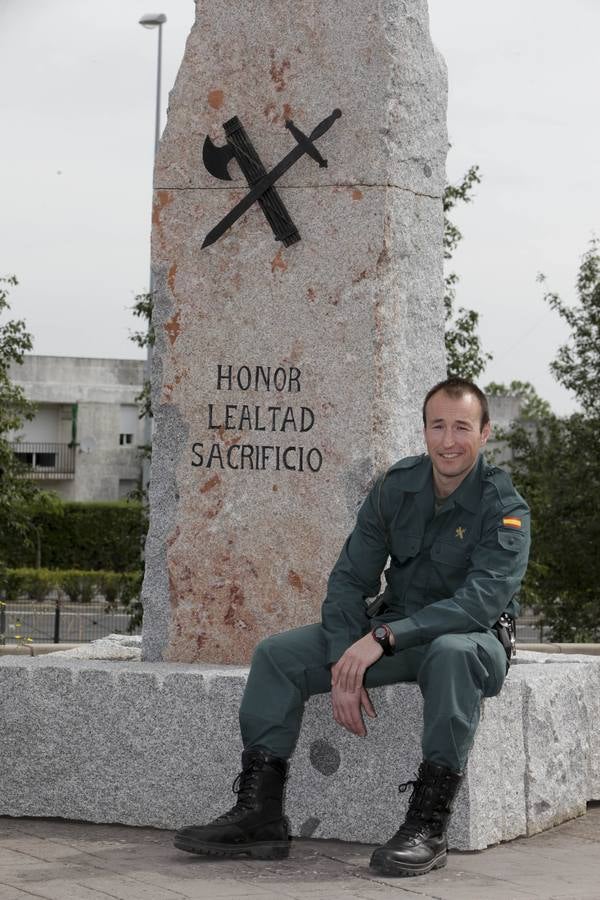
[{"xmin": 142, "ymin": 0, "xmax": 447, "ymax": 663}]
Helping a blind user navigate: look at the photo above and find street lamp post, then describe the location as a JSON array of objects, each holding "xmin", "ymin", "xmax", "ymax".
[{"xmin": 139, "ymin": 13, "xmax": 167, "ymax": 494}]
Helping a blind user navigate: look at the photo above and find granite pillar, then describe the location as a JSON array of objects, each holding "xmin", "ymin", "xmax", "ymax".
[{"xmin": 142, "ymin": 0, "xmax": 448, "ymax": 663}]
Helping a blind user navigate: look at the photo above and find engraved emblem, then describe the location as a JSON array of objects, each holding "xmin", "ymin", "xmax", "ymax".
[{"xmin": 202, "ymin": 109, "xmax": 342, "ymax": 248}]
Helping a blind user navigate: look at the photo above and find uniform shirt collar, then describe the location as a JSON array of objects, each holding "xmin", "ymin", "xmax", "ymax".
[{"xmin": 432, "ymin": 452, "xmax": 485, "ymax": 514}]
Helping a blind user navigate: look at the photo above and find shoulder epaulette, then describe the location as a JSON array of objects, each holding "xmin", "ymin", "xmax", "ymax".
[
  {"xmin": 483, "ymin": 465, "xmax": 520, "ymax": 508},
  {"xmin": 386, "ymin": 454, "xmax": 426, "ymax": 474}
]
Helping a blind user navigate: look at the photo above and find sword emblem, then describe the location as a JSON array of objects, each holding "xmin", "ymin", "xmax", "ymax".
[{"xmin": 202, "ymin": 109, "xmax": 342, "ymax": 249}]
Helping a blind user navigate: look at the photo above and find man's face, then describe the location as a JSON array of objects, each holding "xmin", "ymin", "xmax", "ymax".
[{"xmin": 423, "ymin": 390, "xmax": 491, "ymax": 494}]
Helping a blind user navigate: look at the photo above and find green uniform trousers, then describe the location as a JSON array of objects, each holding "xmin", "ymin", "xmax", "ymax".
[{"xmin": 239, "ymin": 623, "xmax": 508, "ymax": 773}]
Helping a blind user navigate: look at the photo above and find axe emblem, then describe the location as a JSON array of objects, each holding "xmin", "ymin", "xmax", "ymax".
[
  {"xmin": 203, "ymin": 137, "xmax": 235, "ymax": 181},
  {"xmin": 201, "ymin": 109, "xmax": 342, "ymax": 249}
]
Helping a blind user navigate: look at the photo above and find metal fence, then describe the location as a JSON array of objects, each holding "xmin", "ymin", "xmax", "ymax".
[
  {"xmin": 0, "ymin": 601, "xmax": 140, "ymax": 645},
  {"xmin": 0, "ymin": 600, "xmax": 548, "ymax": 646},
  {"xmin": 515, "ymin": 607, "xmax": 552, "ymax": 643},
  {"xmin": 9, "ymin": 442, "xmax": 76, "ymax": 479}
]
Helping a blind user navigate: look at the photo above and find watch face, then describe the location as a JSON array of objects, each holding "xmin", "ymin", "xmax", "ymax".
[{"xmin": 374, "ymin": 626, "xmax": 388, "ymax": 641}]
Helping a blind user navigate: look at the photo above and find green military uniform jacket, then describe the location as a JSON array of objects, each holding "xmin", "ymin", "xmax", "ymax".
[{"xmin": 321, "ymin": 453, "xmax": 531, "ymax": 664}]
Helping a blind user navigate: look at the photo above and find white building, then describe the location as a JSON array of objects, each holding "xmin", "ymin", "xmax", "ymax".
[{"xmin": 9, "ymin": 356, "xmax": 145, "ymax": 501}]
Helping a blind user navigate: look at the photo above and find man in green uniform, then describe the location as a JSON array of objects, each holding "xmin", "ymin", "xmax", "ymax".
[{"xmin": 174, "ymin": 377, "xmax": 530, "ymax": 877}]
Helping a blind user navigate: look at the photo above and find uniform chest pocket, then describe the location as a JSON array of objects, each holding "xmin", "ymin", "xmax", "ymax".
[
  {"xmin": 431, "ymin": 539, "xmax": 470, "ymax": 568},
  {"xmin": 389, "ymin": 532, "xmax": 421, "ymax": 565}
]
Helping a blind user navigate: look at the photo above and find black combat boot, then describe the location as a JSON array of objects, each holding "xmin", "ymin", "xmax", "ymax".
[
  {"xmin": 369, "ymin": 759, "xmax": 463, "ymax": 877},
  {"xmin": 174, "ymin": 748, "xmax": 290, "ymax": 859}
]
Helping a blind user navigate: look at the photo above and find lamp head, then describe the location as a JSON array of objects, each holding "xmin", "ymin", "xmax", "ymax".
[{"xmin": 139, "ymin": 13, "xmax": 167, "ymax": 28}]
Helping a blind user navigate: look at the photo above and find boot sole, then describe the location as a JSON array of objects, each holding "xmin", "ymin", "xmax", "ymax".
[
  {"xmin": 369, "ymin": 848, "xmax": 447, "ymax": 877},
  {"xmin": 174, "ymin": 834, "xmax": 290, "ymax": 860}
]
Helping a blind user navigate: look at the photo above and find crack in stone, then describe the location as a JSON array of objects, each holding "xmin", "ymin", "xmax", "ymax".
[{"xmin": 154, "ymin": 183, "xmax": 441, "ymax": 200}]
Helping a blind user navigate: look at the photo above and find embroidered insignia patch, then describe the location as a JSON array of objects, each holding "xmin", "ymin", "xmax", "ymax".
[
  {"xmin": 455, "ymin": 526, "xmax": 466, "ymax": 540},
  {"xmin": 502, "ymin": 517, "xmax": 522, "ymax": 528}
]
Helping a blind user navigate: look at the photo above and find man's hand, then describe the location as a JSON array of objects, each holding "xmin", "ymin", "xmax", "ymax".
[
  {"xmin": 330, "ymin": 632, "xmax": 386, "ymax": 736},
  {"xmin": 331, "ymin": 684, "xmax": 377, "ymax": 736}
]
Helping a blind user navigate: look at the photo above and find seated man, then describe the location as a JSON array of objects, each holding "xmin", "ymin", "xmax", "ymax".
[{"xmin": 174, "ymin": 377, "xmax": 530, "ymax": 877}]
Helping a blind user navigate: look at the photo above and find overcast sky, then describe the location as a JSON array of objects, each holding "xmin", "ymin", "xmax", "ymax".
[{"xmin": 1, "ymin": 0, "xmax": 598, "ymax": 415}]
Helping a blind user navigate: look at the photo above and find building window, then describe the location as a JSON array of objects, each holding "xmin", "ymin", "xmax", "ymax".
[{"xmin": 119, "ymin": 404, "xmax": 139, "ymax": 447}]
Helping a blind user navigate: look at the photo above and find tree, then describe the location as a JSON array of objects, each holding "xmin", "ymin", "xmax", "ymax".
[
  {"xmin": 539, "ymin": 237, "xmax": 600, "ymax": 414},
  {"xmin": 443, "ymin": 165, "xmax": 492, "ymax": 380},
  {"xmin": 503, "ymin": 413, "xmax": 600, "ymax": 641},
  {"xmin": 0, "ymin": 277, "xmax": 55, "ymax": 559},
  {"xmin": 498, "ymin": 242, "xmax": 600, "ymax": 641},
  {"xmin": 129, "ymin": 290, "xmax": 154, "ymax": 422}
]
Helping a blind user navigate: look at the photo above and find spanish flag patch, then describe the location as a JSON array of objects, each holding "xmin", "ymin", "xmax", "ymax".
[{"xmin": 502, "ymin": 517, "xmax": 522, "ymax": 528}]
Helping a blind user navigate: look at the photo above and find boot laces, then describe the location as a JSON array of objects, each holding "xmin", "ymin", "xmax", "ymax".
[
  {"xmin": 212, "ymin": 759, "xmax": 264, "ymax": 822},
  {"xmin": 395, "ymin": 777, "xmax": 430, "ymax": 839},
  {"xmin": 232, "ymin": 758, "xmax": 264, "ymax": 809},
  {"xmin": 394, "ymin": 766, "xmax": 456, "ymax": 840}
]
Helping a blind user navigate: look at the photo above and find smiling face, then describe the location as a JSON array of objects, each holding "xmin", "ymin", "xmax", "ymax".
[{"xmin": 423, "ymin": 389, "xmax": 491, "ymax": 497}]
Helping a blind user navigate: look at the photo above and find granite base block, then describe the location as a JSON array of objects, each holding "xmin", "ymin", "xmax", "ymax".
[{"xmin": 0, "ymin": 653, "xmax": 598, "ymax": 851}]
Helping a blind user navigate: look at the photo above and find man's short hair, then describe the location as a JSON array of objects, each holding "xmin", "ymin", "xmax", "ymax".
[{"xmin": 422, "ymin": 377, "xmax": 490, "ymax": 429}]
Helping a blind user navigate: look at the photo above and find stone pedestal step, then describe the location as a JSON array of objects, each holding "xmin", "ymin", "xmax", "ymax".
[{"xmin": 1, "ymin": 650, "xmax": 599, "ymax": 850}]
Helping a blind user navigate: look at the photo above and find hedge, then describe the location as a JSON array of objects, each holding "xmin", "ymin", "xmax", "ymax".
[
  {"xmin": 0, "ymin": 568, "xmax": 142, "ymax": 605},
  {"xmin": 0, "ymin": 501, "xmax": 146, "ymax": 571}
]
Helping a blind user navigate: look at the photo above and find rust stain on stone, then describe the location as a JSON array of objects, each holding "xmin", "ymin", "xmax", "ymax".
[
  {"xmin": 288, "ymin": 570, "xmax": 303, "ymax": 591},
  {"xmin": 167, "ymin": 525, "xmax": 181, "ymax": 548},
  {"xmin": 200, "ymin": 474, "xmax": 221, "ymax": 494},
  {"xmin": 224, "ymin": 582, "xmax": 245, "ymax": 626},
  {"xmin": 265, "ymin": 101, "xmax": 295, "ymax": 125},
  {"xmin": 269, "ymin": 52, "xmax": 291, "ymax": 93},
  {"xmin": 271, "ymin": 249, "xmax": 287, "ymax": 273},
  {"xmin": 282, "ymin": 339, "xmax": 303, "ymax": 365},
  {"xmin": 272, "ymin": 484, "xmax": 279, "ymax": 492},
  {"xmin": 352, "ymin": 269, "xmax": 368, "ymax": 283},
  {"xmin": 307, "ymin": 287, "xmax": 316, "ymax": 302},
  {"xmin": 164, "ymin": 310, "xmax": 181, "ymax": 345},
  {"xmin": 352, "ymin": 189, "xmax": 364, "ymax": 200},
  {"xmin": 215, "ymin": 426, "xmax": 243, "ymax": 447},
  {"xmin": 208, "ymin": 89, "xmax": 224, "ymax": 110},
  {"xmin": 152, "ymin": 190, "xmax": 172, "ymax": 227},
  {"xmin": 206, "ymin": 498, "xmax": 224, "ymax": 519},
  {"xmin": 167, "ymin": 262, "xmax": 177, "ymax": 294},
  {"xmin": 243, "ymin": 557, "xmax": 259, "ymax": 579}
]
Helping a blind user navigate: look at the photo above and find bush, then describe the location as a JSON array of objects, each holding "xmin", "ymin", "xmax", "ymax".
[
  {"xmin": 0, "ymin": 501, "xmax": 146, "ymax": 571},
  {"xmin": 0, "ymin": 568, "xmax": 142, "ymax": 607}
]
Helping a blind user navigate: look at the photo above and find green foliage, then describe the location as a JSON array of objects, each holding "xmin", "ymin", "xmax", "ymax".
[
  {"xmin": 129, "ymin": 291, "xmax": 153, "ymax": 421},
  {"xmin": 499, "ymin": 242, "xmax": 600, "ymax": 641},
  {"xmin": 539, "ymin": 238, "xmax": 600, "ymax": 414},
  {"xmin": 129, "ymin": 291, "xmax": 154, "ymax": 351},
  {"xmin": 0, "ymin": 568, "xmax": 142, "ymax": 615},
  {"xmin": 0, "ymin": 276, "xmax": 55, "ymax": 554},
  {"xmin": 505, "ymin": 415, "xmax": 600, "ymax": 640},
  {"xmin": 0, "ymin": 501, "xmax": 145, "ymax": 572},
  {"xmin": 443, "ymin": 166, "xmax": 492, "ymax": 380}
]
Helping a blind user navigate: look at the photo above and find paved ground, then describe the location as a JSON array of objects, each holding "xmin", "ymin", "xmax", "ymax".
[{"xmin": 1, "ymin": 806, "xmax": 599, "ymax": 900}]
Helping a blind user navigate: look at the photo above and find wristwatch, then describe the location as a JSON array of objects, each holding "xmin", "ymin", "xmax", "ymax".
[{"xmin": 371, "ymin": 624, "xmax": 394, "ymax": 656}]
